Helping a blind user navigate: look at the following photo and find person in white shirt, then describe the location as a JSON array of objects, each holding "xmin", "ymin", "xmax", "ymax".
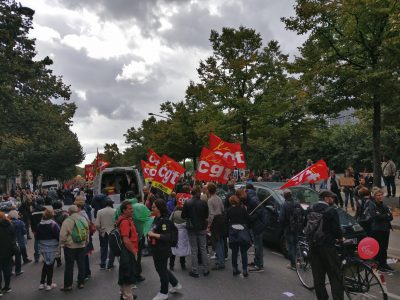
[{"xmin": 95, "ymin": 199, "xmax": 116, "ymax": 270}]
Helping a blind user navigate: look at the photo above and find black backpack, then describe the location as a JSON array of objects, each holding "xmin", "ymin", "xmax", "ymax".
[
  {"xmin": 304, "ymin": 206, "xmax": 330, "ymax": 246},
  {"xmin": 164, "ymin": 218, "xmax": 179, "ymax": 248},
  {"xmin": 109, "ymin": 219, "xmax": 131, "ymax": 257},
  {"xmin": 289, "ymin": 202, "xmax": 304, "ymax": 233}
]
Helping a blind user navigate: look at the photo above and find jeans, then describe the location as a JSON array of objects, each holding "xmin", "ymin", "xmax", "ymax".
[
  {"xmin": 344, "ymin": 190, "xmax": 354, "ymax": 209},
  {"xmin": 252, "ymin": 230, "xmax": 264, "ymax": 268},
  {"xmin": 63, "ymin": 247, "xmax": 85, "ymax": 287},
  {"xmin": 34, "ymin": 238, "xmax": 40, "ymax": 262},
  {"xmin": 285, "ymin": 229, "xmax": 298, "ymax": 266},
  {"xmin": 84, "ymin": 255, "xmax": 91, "ymax": 277},
  {"xmin": 188, "ymin": 231, "xmax": 209, "ymax": 274},
  {"xmin": 0, "ymin": 258, "xmax": 12, "ymax": 289},
  {"xmin": 231, "ymin": 243, "xmax": 248, "ymax": 272},
  {"xmin": 153, "ymin": 255, "xmax": 178, "ymax": 295},
  {"xmin": 214, "ymin": 238, "xmax": 225, "ymax": 266},
  {"xmin": 383, "ymin": 176, "xmax": 396, "ymax": 197},
  {"xmin": 169, "ymin": 255, "xmax": 186, "ymax": 268},
  {"xmin": 99, "ymin": 233, "xmax": 115, "ymax": 268},
  {"xmin": 14, "ymin": 247, "xmax": 22, "ymax": 273}
]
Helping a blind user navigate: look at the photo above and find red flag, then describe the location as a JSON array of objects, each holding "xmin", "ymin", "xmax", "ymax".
[
  {"xmin": 141, "ymin": 160, "xmax": 157, "ymax": 183},
  {"xmin": 84, "ymin": 164, "xmax": 95, "ymax": 181},
  {"xmin": 147, "ymin": 149, "xmax": 161, "ymax": 167},
  {"xmin": 195, "ymin": 147, "xmax": 233, "ymax": 184},
  {"xmin": 152, "ymin": 155, "xmax": 185, "ymax": 194},
  {"xmin": 176, "ymin": 193, "xmax": 192, "ymax": 207},
  {"xmin": 96, "ymin": 150, "xmax": 110, "ymax": 172},
  {"xmin": 280, "ymin": 160, "xmax": 329, "ymax": 190},
  {"xmin": 209, "ymin": 133, "xmax": 246, "ymax": 169}
]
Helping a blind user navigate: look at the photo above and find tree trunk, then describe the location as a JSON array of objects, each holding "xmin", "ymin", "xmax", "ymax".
[
  {"xmin": 192, "ymin": 155, "xmax": 197, "ymax": 173},
  {"xmin": 372, "ymin": 99, "xmax": 381, "ymax": 187},
  {"xmin": 242, "ymin": 120, "xmax": 248, "ymax": 157}
]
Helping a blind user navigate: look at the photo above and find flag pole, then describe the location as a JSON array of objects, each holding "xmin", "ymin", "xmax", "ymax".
[{"xmin": 249, "ymin": 194, "xmax": 273, "ymax": 215}]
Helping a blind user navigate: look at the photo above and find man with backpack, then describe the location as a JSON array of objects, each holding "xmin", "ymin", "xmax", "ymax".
[
  {"xmin": 305, "ymin": 190, "xmax": 344, "ymax": 300},
  {"xmin": 59, "ymin": 205, "xmax": 89, "ymax": 291},
  {"xmin": 279, "ymin": 189, "xmax": 303, "ymax": 270}
]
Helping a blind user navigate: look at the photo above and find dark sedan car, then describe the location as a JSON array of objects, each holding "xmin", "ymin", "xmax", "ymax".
[{"xmin": 233, "ymin": 182, "xmax": 365, "ymax": 254}]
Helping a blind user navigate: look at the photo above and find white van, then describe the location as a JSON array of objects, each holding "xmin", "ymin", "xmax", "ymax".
[
  {"xmin": 41, "ymin": 180, "xmax": 61, "ymax": 191},
  {"xmin": 93, "ymin": 167, "xmax": 144, "ymax": 204}
]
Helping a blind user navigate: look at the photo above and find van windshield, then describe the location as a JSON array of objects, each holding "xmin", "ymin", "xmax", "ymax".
[{"xmin": 101, "ymin": 170, "xmax": 139, "ymax": 197}]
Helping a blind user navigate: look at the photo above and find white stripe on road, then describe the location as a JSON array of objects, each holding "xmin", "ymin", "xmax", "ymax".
[
  {"xmin": 387, "ymin": 291, "xmax": 400, "ymax": 300},
  {"xmin": 271, "ymin": 251, "xmax": 283, "ymax": 257}
]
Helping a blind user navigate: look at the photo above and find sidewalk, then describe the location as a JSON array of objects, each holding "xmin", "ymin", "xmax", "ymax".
[{"xmin": 384, "ymin": 196, "xmax": 400, "ymax": 230}]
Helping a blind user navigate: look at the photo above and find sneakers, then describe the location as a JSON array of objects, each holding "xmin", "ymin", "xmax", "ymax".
[
  {"xmin": 249, "ymin": 266, "xmax": 264, "ymax": 273},
  {"xmin": 210, "ymin": 254, "xmax": 217, "ymax": 260},
  {"xmin": 1, "ymin": 288, "xmax": 11, "ymax": 293},
  {"xmin": 106, "ymin": 265, "xmax": 115, "ymax": 271},
  {"xmin": 169, "ymin": 283, "xmax": 182, "ymax": 293},
  {"xmin": 15, "ymin": 271, "xmax": 24, "ymax": 276},
  {"xmin": 287, "ymin": 264, "xmax": 296, "ymax": 271},
  {"xmin": 100, "ymin": 266, "xmax": 106, "ymax": 270},
  {"xmin": 233, "ymin": 269, "xmax": 241, "ymax": 276},
  {"xmin": 23, "ymin": 259, "xmax": 32, "ymax": 264},
  {"xmin": 45, "ymin": 283, "xmax": 57, "ymax": 291},
  {"xmin": 38, "ymin": 284, "xmax": 45, "ymax": 290},
  {"xmin": 152, "ymin": 292, "xmax": 169, "ymax": 300}
]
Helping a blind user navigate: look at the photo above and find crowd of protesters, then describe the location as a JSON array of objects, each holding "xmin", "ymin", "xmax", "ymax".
[{"xmin": 0, "ymin": 157, "xmax": 397, "ymax": 300}]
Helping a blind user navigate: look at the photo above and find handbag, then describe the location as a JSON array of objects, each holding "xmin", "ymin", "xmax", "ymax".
[{"xmin": 229, "ymin": 224, "xmax": 252, "ymax": 246}]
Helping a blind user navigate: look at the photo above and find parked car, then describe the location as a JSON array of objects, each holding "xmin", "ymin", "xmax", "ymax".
[{"xmin": 233, "ymin": 182, "xmax": 365, "ymax": 254}]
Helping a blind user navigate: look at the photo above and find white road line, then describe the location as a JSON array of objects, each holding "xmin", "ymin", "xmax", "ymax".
[
  {"xmin": 387, "ymin": 291, "xmax": 400, "ymax": 300},
  {"xmin": 271, "ymin": 251, "xmax": 283, "ymax": 257}
]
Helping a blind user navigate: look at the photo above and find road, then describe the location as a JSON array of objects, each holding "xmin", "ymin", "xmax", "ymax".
[{"xmin": 4, "ymin": 231, "xmax": 400, "ymax": 300}]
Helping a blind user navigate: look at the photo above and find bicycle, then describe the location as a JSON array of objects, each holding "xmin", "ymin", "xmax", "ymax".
[{"xmin": 295, "ymin": 237, "xmax": 389, "ymax": 299}]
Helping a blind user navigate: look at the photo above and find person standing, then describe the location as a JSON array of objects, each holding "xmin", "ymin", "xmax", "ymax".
[
  {"xmin": 0, "ymin": 212, "xmax": 16, "ymax": 295},
  {"xmin": 117, "ymin": 200, "xmax": 139, "ymax": 300},
  {"xmin": 181, "ymin": 185, "xmax": 209, "ymax": 278},
  {"xmin": 8, "ymin": 210, "xmax": 30, "ymax": 276},
  {"xmin": 307, "ymin": 190, "xmax": 344, "ymax": 300},
  {"xmin": 36, "ymin": 208, "xmax": 60, "ymax": 291},
  {"xmin": 327, "ymin": 170, "xmax": 344, "ymax": 208},
  {"xmin": 340, "ymin": 169, "xmax": 355, "ymax": 211},
  {"xmin": 279, "ymin": 189, "xmax": 303, "ymax": 270},
  {"xmin": 207, "ymin": 183, "xmax": 225, "ymax": 270},
  {"xmin": 364, "ymin": 188, "xmax": 393, "ymax": 272},
  {"xmin": 381, "ymin": 155, "xmax": 396, "ymax": 197},
  {"xmin": 31, "ymin": 198, "xmax": 45, "ymax": 263},
  {"xmin": 52, "ymin": 200, "xmax": 68, "ymax": 268},
  {"xmin": 148, "ymin": 199, "xmax": 182, "ymax": 300},
  {"xmin": 226, "ymin": 195, "xmax": 251, "ymax": 277},
  {"xmin": 59, "ymin": 205, "xmax": 89, "ymax": 291},
  {"xmin": 95, "ymin": 199, "xmax": 116, "ymax": 270}
]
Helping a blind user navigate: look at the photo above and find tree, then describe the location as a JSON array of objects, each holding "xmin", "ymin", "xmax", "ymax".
[
  {"xmin": 103, "ymin": 143, "xmax": 123, "ymax": 167},
  {"xmin": 194, "ymin": 27, "xmax": 289, "ymax": 155},
  {"xmin": 0, "ymin": 0, "xmax": 83, "ymax": 182},
  {"xmin": 283, "ymin": 0, "xmax": 400, "ymax": 186}
]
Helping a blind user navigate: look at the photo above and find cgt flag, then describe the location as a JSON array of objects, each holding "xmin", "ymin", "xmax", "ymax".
[
  {"xmin": 280, "ymin": 160, "xmax": 329, "ymax": 190},
  {"xmin": 141, "ymin": 160, "xmax": 157, "ymax": 183},
  {"xmin": 148, "ymin": 148, "xmax": 161, "ymax": 167},
  {"xmin": 96, "ymin": 150, "xmax": 110, "ymax": 172},
  {"xmin": 152, "ymin": 155, "xmax": 185, "ymax": 195},
  {"xmin": 84, "ymin": 164, "xmax": 95, "ymax": 181},
  {"xmin": 195, "ymin": 147, "xmax": 233, "ymax": 184},
  {"xmin": 209, "ymin": 133, "xmax": 246, "ymax": 169}
]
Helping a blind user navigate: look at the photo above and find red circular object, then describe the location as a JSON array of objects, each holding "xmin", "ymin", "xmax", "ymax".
[{"xmin": 358, "ymin": 237, "xmax": 380, "ymax": 260}]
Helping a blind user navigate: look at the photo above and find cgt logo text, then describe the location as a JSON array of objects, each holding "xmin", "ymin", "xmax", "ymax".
[
  {"xmin": 157, "ymin": 166, "xmax": 181, "ymax": 185},
  {"xmin": 198, "ymin": 161, "xmax": 230, "ymax": 180},
  {"xmin": 213, "ymin": 151, "xmax": 244, "ymax": 164}
]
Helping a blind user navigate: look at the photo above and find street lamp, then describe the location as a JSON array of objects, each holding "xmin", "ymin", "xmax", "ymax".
[{"xmin": 148, "ymin": 113, "xmax": 168, "ymax": 120}]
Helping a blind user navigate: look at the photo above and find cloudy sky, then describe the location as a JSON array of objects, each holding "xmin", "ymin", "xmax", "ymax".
[{"xmin": 20, "ymin": 0, "xmax": 305, "ymax": 166}]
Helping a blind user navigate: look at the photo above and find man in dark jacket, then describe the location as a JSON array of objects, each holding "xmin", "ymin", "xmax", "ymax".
[
  {"xmin": 181, "ymin": 185, "xmax": 209, "ymax": 278},
  {"xmin": 308, "ymin": 190, "xmax": 344, "ymax": 300},
  {"xmin": 0, "ymin": 212, "xmax": 17, "ymax": 294},
  {"xmin": 238, "ymin": 184, "xmax": 267, "ymax": 273},
  {"xmin": 279, "ymin": 189, "xmax": 302, "ymax": 270}
]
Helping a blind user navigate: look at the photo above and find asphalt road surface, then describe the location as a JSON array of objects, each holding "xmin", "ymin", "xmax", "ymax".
[{"xmin": 3, "ymin": 231, "xmax": 400, "ymax": 300}]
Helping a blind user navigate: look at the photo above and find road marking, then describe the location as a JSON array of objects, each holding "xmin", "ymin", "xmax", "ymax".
[
  {"xmin": 387, "ymin": 291, "xmax": 400, "ymax": 300},
  {"xmin": 271, "ymin": 251, "xmax": 283, "ymax": 257}
]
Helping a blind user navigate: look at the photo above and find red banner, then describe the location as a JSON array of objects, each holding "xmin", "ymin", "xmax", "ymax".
[
  {"xmin": 280, "ymin": 160, "xmax": 329, "ymax": 189},
  {"xmin": 84, "ymin": 164, "xmax": 95, "ymax": 182},
  {"xmin": 209, "ymin": 133, "xmax": 246, "ymax": 169},
  {"xmin": 148, "ymin": 149, "xmax": 161, "ymax": 167},
  {"xmin": 96, "ymin": 150, "xmax": 110, "ymax": 172},
  {"xmin": 152, "ymin": 155, "xmax": 185, "ymax": 194},
  {"xmin": 141, "ymin": 160, "xmax": 157, "ymax": 183},
  {"xmin": 195, "ymin": 147, "xmax": 233, "ymax": 184}
]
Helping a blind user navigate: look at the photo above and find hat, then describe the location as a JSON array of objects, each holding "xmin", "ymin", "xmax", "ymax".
[{"xmin": 319, "ymin": 190, "xmax": 336, "ymax": 198}]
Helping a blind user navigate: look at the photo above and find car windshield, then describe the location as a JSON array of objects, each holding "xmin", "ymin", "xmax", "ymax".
[{"xmin": 285, "ymin": 186, "xmax": 319, "ymax": 205}]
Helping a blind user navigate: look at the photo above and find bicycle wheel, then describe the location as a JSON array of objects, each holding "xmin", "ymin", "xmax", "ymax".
[
  {"xmin": 296, "ymin": 244, "xmax": 314, "ymax": 290},
  {"xmin": 343, "ymin": 261, "xmax": 388, "ymax": 300}
]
